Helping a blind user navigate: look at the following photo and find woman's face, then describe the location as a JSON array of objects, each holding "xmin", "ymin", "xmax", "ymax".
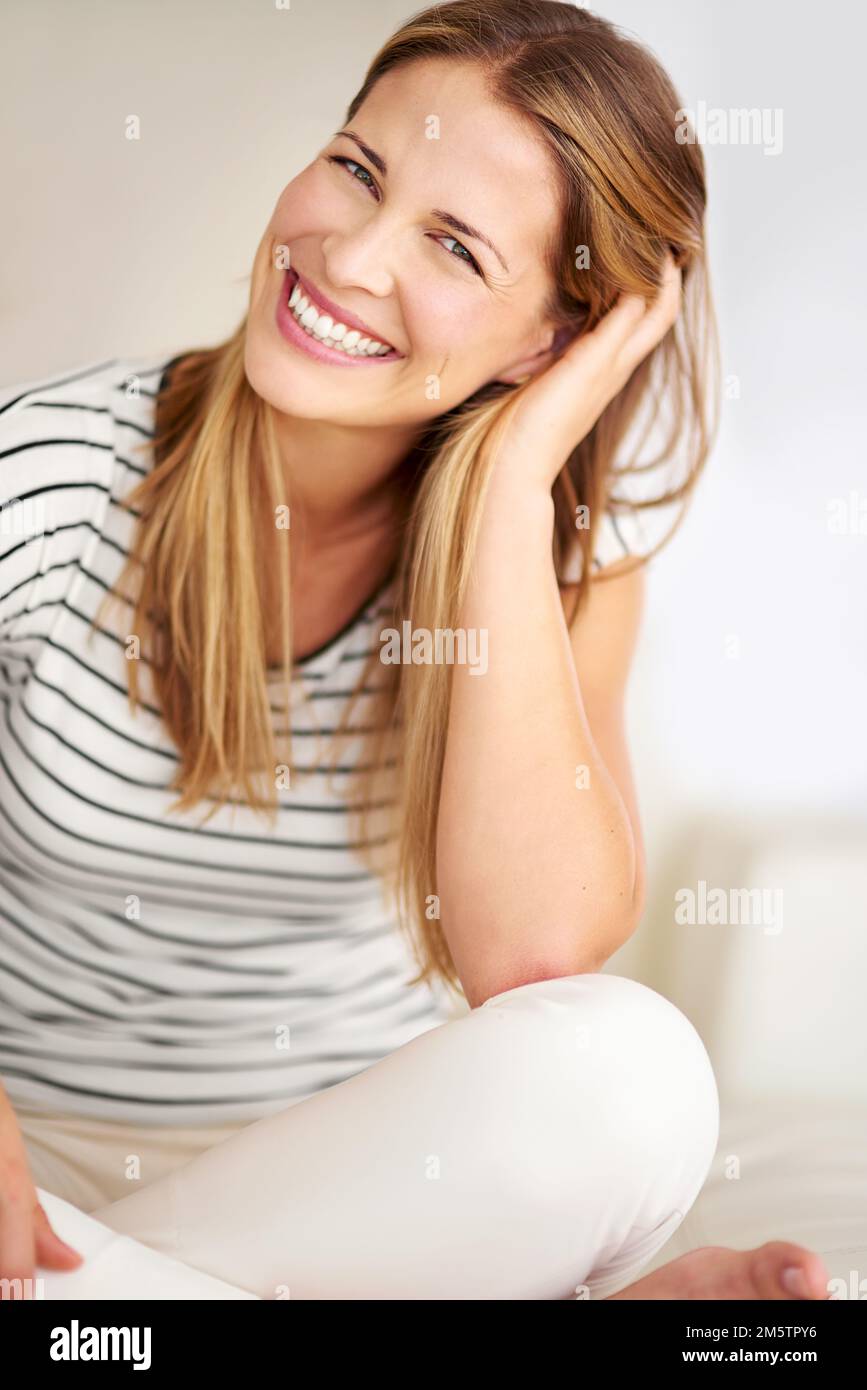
[{"xmin": 245, "ymin": 58, "xmax": 564, "ymax": 429}]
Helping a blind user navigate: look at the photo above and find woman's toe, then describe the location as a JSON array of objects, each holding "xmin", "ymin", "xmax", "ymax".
[{"xmin": 748, "ymin": 1242, "xmax": 830, "ymax": 1300}]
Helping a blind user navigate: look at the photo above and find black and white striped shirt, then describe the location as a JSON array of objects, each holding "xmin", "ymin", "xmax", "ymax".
[{"xmin": 0, "ymin": 353, "xmax": 640, "ymax": 1125}]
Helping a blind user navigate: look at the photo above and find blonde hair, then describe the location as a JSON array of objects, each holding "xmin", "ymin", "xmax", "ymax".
[{"xmin": 98, "ymin": 0, "xmax": 719, "ymax": 1003}]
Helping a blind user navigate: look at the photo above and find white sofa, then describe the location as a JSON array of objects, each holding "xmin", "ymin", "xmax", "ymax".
[{"xmin": 612, "ymin": 812, "xmax": 867, "ymax": 1295}]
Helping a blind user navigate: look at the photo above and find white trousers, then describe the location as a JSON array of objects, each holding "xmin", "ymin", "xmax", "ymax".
[{"xmin": 32, "ymin": 973, "xmax": 719, "ymax": 1300}]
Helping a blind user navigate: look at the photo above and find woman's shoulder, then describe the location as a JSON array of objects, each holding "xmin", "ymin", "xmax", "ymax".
[
  {"xmin": 0, "ymin": 352, "xmax": 174, "ymax": 637},
  {"xmin": 0, "ymin": 352, "xmax": 177, "ymax": 521},
  {"xmin": 0, "ymin": 352, "xmax": 173, "ymax": 482}
]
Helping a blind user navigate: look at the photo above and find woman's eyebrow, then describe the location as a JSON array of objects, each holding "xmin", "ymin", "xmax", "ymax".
[{"xmin": 333, "ymin": 128, "xmax": 511, "ymax": 274}]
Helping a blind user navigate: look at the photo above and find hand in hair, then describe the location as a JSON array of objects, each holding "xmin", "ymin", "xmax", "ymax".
[{"xmin": 493, "ymin": 255, "xmax": 683, "ymax": 490}]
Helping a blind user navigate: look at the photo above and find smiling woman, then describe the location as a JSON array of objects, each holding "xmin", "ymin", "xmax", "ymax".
[{"xmin": 0, "ymin": 0, "xmax": 829, "ymax": 1304}]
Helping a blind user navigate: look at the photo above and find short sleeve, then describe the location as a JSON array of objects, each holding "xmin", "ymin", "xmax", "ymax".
[
  {"xmin": 588, "ymin": 502, "xmax": 649, "ymax": 573},
  {"xmin": 0, "ymin": 363, "xmax": 117, "ymax": 696},
  {"xmin": 561, "ymin": 500, "xmax": 650, "ymax": 583}
]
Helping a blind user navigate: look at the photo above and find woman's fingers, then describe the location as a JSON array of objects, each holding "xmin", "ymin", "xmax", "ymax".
[
  {"xmin": 557, "ymin": 253, "xmax": 682, "ymax": 386},
  {"xmin": 624, "ymin": 256, "xmax": 682, "ymax": 367},
  {"xmin": 562, "ymin": 289, "xmax": 646, "ymax": 365},
  {"xmin": 0, "ymin": 1195, "xmax": 82, "ymax": 1299},
  {"xmin": 0, "ymin": 1170, "xmax": 37, "ymax": 1292},
  {"xmin": 34, "ymin": 1201, "xmax": 83, "ymax": 1270},
  {"xmin": 492, "ymin": 253, "xmax": 684, "ymax": 482},
  {"xmin": 0, "ymin": 1082, "xmax": 83, "ymax": 1295}
]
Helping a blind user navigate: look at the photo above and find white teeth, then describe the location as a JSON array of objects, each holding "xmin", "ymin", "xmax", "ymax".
[{"xmin": 286, "ymin": 278, "xmax": 393, "ymax": 356}]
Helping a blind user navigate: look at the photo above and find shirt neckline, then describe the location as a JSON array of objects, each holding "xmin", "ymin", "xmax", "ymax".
[{"xmin": 271, "ymin": 565, "xmax": 397, "ymax": 675}]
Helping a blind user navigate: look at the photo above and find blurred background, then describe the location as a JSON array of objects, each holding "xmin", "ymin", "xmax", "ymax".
[{"xmin": 3, "ymin": 0, "xmax": 865, "ymax": 1289}]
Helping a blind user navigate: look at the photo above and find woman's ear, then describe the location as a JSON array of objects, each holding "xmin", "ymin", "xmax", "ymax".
[
  {"xmin": 495, "ymin": 323, "xmax": 582, "ymax": 385},
  {"xmin": 551, "ymin": 324, "xmax": 580, "ymax": 353}
]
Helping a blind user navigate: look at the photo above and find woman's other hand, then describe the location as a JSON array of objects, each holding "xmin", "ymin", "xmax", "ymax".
[{"xmin": 0, "ymin": 1081, "xmax": 82, "ymax": 1298}]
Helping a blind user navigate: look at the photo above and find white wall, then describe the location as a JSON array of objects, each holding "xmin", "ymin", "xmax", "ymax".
[{"xmin": 603, "ymin": 0, "xmax": 867, "ymax": 824}]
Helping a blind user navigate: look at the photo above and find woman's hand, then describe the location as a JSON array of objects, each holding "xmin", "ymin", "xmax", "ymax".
[
  {"xmin": 494, "ymin": 255, "xmax": 683, "ymax": 491},
  {"xmin": 0, "ymin": 1081, "xmax": 82, "ymax": 1297}
]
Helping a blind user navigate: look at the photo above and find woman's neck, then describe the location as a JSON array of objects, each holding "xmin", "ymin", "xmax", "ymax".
[
  {"xmin": 270, "ymin": 409, "xmax": 421, "ymax": 541},
  {"xmin": 255, "ymin": 410, "xmax": 418, "ymax": 664}
]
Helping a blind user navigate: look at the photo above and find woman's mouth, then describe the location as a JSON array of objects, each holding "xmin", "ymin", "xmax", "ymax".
[{"xmin": 275, "ymin": 268, "xmax": 402, "ymax": 366}]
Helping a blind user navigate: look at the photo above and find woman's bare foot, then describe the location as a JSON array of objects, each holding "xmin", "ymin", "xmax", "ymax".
[{"xmin": 606, "ymin": 1242, "xmax": 830, "ymax": 1300}]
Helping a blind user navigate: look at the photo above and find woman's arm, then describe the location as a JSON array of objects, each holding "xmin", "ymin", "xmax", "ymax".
[
  {"xmin": 435, "ymin": 261, "xmax": 680, "ymax": 1007},
  {"xmin": 436, "ymin": 472, "xmax": 646, "ymax": 1008}
]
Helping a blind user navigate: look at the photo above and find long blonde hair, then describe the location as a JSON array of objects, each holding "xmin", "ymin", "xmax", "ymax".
[{"xmin": 99, "ymin": 0, "xmax": 719, "ymax": 1002}]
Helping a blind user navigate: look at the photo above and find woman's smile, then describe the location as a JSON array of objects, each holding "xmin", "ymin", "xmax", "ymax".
[{"xmin": 275, "ymin": 266, "xmax": 404, "ymax": 366}]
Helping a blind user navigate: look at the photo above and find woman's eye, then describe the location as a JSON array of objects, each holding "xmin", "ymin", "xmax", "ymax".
[
  {"xmin": 436, "ymin": 235, "xmax": 483, "ymax": 277},
  {"xmin": 326, "ymin": 155, "xmax": 482, "ymax": 278},
  {"xmin": 327, "ymin": 155, "xmax": 378, "ymax": 197}
]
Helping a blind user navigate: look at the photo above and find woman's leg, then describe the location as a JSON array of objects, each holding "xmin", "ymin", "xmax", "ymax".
[
  {"xmin": 31, "ymin": 1190, "xmax": 259, "ymax": 1299},
  {"xmin": 18, "ymin": 1109, "xmax": 249, "ymax": 1213},
  {"xmin": 41, "ymin": 972, "xmax": 720, "ymax": 1300}
]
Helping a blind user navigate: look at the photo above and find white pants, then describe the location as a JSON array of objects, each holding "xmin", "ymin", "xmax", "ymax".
[{"xmin": 31, "ymin": 973, "xmax": 719, "ymax": 1300}]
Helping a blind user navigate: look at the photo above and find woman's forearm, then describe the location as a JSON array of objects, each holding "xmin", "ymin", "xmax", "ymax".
[{"xmin": 436, "ymin": 468, "xmax": 638, "ymax": 1003}]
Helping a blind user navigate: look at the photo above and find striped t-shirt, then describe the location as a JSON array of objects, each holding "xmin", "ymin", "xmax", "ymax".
[{"xmin": 0, "ymin": 353, "xmax": 641, "ymax": 1126}]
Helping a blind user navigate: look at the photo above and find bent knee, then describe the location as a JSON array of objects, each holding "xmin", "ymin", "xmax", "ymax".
[{"xmin": 475, "ymin": 971, "xmax": 719, "ymax": 1210}]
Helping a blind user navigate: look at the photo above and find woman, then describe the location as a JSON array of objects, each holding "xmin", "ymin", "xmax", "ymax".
[{"xmin": 0, "ymin": 0, "xmax": 828, "ymax": 1299}]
